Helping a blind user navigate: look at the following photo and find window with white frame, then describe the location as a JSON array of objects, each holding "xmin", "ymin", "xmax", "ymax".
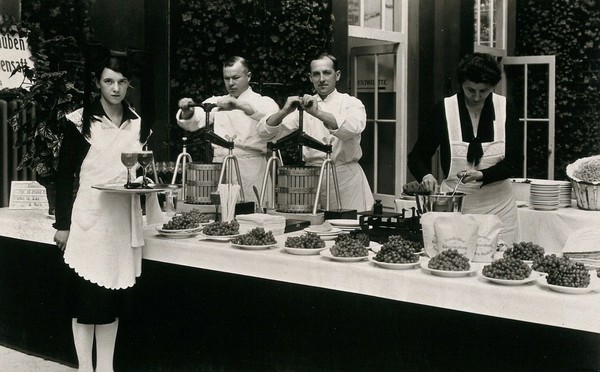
[
  {"xmin": 348, "ymin": 0, "xmax": 402, "ymax": 33},
  {"xmin": 474, "ymin": 0, "xmax": 507, "ymax": 55}
]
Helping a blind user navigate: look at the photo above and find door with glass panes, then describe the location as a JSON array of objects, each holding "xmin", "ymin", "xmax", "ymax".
[{"xmin": 351, "ymin": 44, "xmax": 405, "ymax": 206}]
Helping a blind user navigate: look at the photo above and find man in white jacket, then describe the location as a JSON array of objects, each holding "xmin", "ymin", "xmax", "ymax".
[
  {"xmin": 176, "ymin": 56, "xmax": 279, "ymax": 205},
  {"xmin": 257, "ymin": 53, "xmax": 374, "ymax": 212}
]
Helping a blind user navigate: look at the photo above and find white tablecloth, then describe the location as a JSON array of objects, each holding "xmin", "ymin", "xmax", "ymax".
[
  {"xmin": 1, "ymin": 208, "xmax": 600, "ymax": 334},
  {"xmin": 395, "ymin": 199, "xmax": 600, "ymax": 253}
]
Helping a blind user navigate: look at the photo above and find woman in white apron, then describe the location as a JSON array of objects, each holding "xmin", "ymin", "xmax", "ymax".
[
  {"xmin": 408, "ymin": 53, "xmax": 523, "ymax": 244},
  {"xmin": 53, "ymin": 45, "xmax": 153, "ymax": 372}
]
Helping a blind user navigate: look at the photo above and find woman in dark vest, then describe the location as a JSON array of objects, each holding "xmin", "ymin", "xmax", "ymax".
[{"xmin": 408, "ymin": 52, "xmax": 523, "ymax": 244}]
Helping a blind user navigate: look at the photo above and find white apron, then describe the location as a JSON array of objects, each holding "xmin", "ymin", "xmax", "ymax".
[
  {"xmin": 63, "ymin": 110, "xmax": 145, "ymax": 289},
  {"xmin": 439, "ymin": 94, "xmax": 519, "ymax": 244},
  {"xmin": 318, "ymin": 162, "xmax": 374, "ymax": 212}
]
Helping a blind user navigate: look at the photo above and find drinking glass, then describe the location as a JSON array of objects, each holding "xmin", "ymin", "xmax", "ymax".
[
  {"xmin": 137, "ymin": 150, "xmax": 154, "ymax": 188},
  {"xmin": 121, "ymin": 152, "xmax": 138, "ymax": 189}
]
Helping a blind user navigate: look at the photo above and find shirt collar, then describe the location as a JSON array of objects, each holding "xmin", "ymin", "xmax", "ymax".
[
  {"xmin": 90, "ymin": 99, "xmax": 138, "ymax": 124},
  {"xmin": 232, "ymin": 87, "xmax": 253, "ymax": 100},
  {"xmin": 317, "ymin": 89, "xmax": 339, "ymax": 102}
]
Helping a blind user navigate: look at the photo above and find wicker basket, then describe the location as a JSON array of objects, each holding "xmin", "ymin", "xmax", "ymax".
[{"xmin": 566, "ymin": 155, "xmax": 600, "ymax": 211}]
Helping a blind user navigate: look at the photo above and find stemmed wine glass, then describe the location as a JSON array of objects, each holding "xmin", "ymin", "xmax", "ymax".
[
  {"xmin": 137, "ymin": 150, "xmax": 154, "ymax": 188},
  {"xmin": 121, "ymin": 152, "xmax": 138, "ymax": 189}
]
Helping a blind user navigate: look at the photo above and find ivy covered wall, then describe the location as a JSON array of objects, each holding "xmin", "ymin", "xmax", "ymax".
[
  {"xmin": 170, "ymin": 0, "xmax": 334, "ymax": 105},
  {"xmin": 515, "ymin": 0, "xmax": 600, "ymax": 179},
  {"xmin": 169, "ymin": 0, "xmax": 335, "ymax": 162}
]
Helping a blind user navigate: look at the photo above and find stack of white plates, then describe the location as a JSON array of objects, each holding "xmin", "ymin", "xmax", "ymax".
[
  {"xmin": 328, "ymin": 219, "xmax": 361, "ymax": 232},
  {"xmin": 558, "ymin": 181, "xmax": 572, "ymax": 208},
  {"xmin": 303, "ymin": 226, "xmax": 343, "ymax": 240},
  {"xmin": 529, "ymin": 180, "xmax": 563, "ymax": 210}
]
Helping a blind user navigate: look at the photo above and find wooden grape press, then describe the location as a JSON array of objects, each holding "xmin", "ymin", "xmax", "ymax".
[
  {"xmin": 257, "ymin": 105, "xmax": 352, "ymax": 224},
  {"xmin": 172, "ymin": 102, "xmax": 254, "ymax": 217}
]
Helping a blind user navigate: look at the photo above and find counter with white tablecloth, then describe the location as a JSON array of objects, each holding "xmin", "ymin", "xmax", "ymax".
[
  {"xmin": 395, "ymin": 198, "xmax": 600, "ymax": 253},
  {"xmin": 1, "ymin": 208, "xmax": 599, "ymax": 370}
]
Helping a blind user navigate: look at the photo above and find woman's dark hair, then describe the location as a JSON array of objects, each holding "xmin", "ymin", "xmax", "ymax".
[
  {"xmin": 93, "ymin": 56, "xmax": 132, "ymax": 81},
  {"xmin": 82, "ymin": 44, "xmax": 153, "ymax": 142},
  {"xmin": 456, "ymin": 53, "xmax": 502, "ymax": 86}
]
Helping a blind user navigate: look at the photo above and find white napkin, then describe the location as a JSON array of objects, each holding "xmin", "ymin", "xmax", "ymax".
[
  {"xmin": 131, "ymin": 193, "xmax": 163, "ymax": 247},
  {"xmin": 218, "ymin": 184, "xmax": 240, "ymax": 222}
]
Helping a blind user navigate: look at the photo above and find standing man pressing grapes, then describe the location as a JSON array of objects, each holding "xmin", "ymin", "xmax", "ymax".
[
  {"xmin": 175, "ymin": 56, "xmax": 280, "ymax": 205},
  {"xmin": 257, "ymin": 53, "xmax": 374, "ymax": 212}
]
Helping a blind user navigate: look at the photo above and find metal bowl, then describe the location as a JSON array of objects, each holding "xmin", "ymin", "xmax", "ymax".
[{"xmin": 415, "ymin": 192, "xmax": 466, "ymax": 214}]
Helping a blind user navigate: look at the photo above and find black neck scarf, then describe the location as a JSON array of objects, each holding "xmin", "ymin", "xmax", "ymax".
[{"xmin": 457, "ymin": 92, "xmax": 495, "ymax": 167}]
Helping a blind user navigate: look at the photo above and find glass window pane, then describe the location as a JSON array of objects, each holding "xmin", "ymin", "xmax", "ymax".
[
  {"xmin": 365, "ymin": 0, "xmax": 382, "ymax": 30},
  {"xmin": 348, "ymin": 0, "xmax": 360, "ymax": 27},
  {"xmin": 377, "ymin": 123, "xmax": 396, "ymax": 194},
  {"xmin": 505, "ymin": 64, "xmax": 525, "ymax": 118},
  {"xmin": 358, "ymin": 115, "xmax": 375, "ymax": 191},
  {"xmin": 528, "ymin": 64, "xmax": 549, "ymax": 118},
  {"xmin": 377, "ymin": 54, "xmax": 395, "ymax": 119},
  {"xmin": 526, "ymin": 120, "xmax": 549, "ymax": 179},
  {"xmin": 474, "ymin": 0, "xmax": 498, "ymax": 47},
  {"xmin": 385, "ymin": 0, "xmax": 394, "ymax": 32},
  {"xmin": 357, "ymin": 55, "xmax": 375, "ymax": 118}
]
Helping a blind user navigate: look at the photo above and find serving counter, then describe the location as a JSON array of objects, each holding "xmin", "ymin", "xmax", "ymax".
[
  {"xmin": 1, "ymin": 208, "xmax": 599, "ymax": 371},
  {"xmin": 395, "ymin": 198, "xmax": 600, "ymax": 253}
]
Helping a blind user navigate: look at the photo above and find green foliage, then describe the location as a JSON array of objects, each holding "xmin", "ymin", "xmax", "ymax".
[
  {"xmin": 515, "ymin": 0, "xmax": 600, "ymax": 179},
  {"xmin": 170, "ymin": 0, "xmax": 334, "ymax": 164},
  {"xmin": 4, "ymin": 0, "xmax": 93, "ymax": 181},
  {"xmin": 172, "ymin": 0, "xmax": 333, "ymax": 102}
]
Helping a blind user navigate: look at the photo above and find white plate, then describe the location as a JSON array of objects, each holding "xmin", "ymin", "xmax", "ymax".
[
  {"xmin": 156, "ymin": 226, "xmax": 204, "ymax": 234},
  {"xmin": 198, "ymin": 233, "xmax": 241, "ymax": 242},
  {"xmin": 92, "ymin": 183, "xmax": 168, "ymax": 193},
  {"xmin": 156, "ymin": 231, "xmax": 199, "ymax": 239},
  {"xmin": 538, "ymin": 277, "xmax": 599, "ymax": 294},
  {"xmin": 481, "ymin": 271, "xmax": 540, "ymax": 285},
  {"xmin": 283, "ymin": 246, "xmax": 327, "ymax": 255},
  {"xmin": 368, "ymin": 255, "xmax": 420, "ymax": 270},
  {"xmin": 328, "ymin": 219, "xmax": 361, "ymax": 227},
  {"xmin": 304, "ymin": 227, "xmax": 343, "ymax": 235},
  {"xmin": 420, "ymin": 261, "xmax": 477, "ymax": 277},
  {"xmin": 319, "ymin": 248, "xmax": 368, "ymax": 262},
  {"xmin": 231, "ymin": 243, "xmax": 277, "ymax": 250}
]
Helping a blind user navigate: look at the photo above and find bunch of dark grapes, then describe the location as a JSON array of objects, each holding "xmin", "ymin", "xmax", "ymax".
[
  {"xmin": 428, "ymin": 249, "xmax": 470, "ymax": 271},
  {"xmin": 374, "ymin": 242, "xmax": 419, "ymax": 264},
  {"xmin": 202, "ymin": 220, "xmax": 240, "ymax": 236},
  {"xmin": 231, "ymin": 227, "xmax": 276, "ymax": 245},
  {"xmin": 285, "ymin": 232, "xmax": 326, "ymax": 249},
  {"xmin": 532, "ymin": 254, "xmax": 568, "ymax": 274},
  {"xmin": 330, "ymin": 238, "xmax": 368, "ymax": 257},
  {"xmin": 483, "ymin": 258, "xmax": 532, "ymax": 280},
  {"xmin": 386, "ymin": 235, "xmax": 423, "ymax": 254},
  {"xmin": 162, "ymin": 210, "xmax": 210, "ymax": 230},
  {"xmin": 504, "ymin": 241, "xmax": 545, "ymax": 261},
  {"xmin": 349, "ymin": 232, "xmax": 370, "ymax": 247},
  {"xmin": 546, "ymin": 261, "xmax": 590, "ymax": 288}
]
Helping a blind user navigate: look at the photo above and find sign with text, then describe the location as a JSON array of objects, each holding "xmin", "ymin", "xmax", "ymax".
[
  {"xmin": 9, "ymin": 181, "xmax": 48, "ymax": 210},
  {"xmin": 0, "ymin": 33, "xmax": 32, "ymax": 89}
]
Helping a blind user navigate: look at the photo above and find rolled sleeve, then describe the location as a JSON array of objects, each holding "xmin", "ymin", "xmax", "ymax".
[{"xmin": 330, "ymin": 97, "xmax": 366, "ymax": 141}]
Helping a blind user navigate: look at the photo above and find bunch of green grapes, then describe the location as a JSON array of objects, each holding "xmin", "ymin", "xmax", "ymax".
[
  {"xmin": 482, "ymin": 258, "xmax": 532, "ymax": 280},
  {"xmin": 285, "ymin": 232, "xmax": 326, "ymax": 249},
  {"xmin": 546, "ymin": 260, "xmax": 590, "ymax": 288},
  {"xmin": 162, "ymin": 210, "xmax": 210, "ymax": 230},
  {"xmin": 428, "ymin": 249, "xmax": 470, "ymax": 271},
  {"xmin": 374, "ymin": 242, "xmax": 419, "ymax": 264},
  {"xmin": 231, "ymin": 227, "xmax": 276, "ymax": 245},
  {"xmin": 532, "ymin": 254, "xmax": 568, "ymax": 274},
  {"xmin": 330, "ymin": 238, "xmax": 368, "ymax": 257},
  {"xmin": 202, "ymin": 220, "xmax": 240, "ymax": 236},
  {"xmin": 504, "ymin": 241, "xmax": 545, "ymax": 261},
  {"xmin": 386, "ymin": 235, "xmax": 423, "ymax": 254}
]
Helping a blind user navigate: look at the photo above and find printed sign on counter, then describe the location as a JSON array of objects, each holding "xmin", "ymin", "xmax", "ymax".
[{"xmin": 9, "ymin": 181, "xmax": 48, "ymax": 209}]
